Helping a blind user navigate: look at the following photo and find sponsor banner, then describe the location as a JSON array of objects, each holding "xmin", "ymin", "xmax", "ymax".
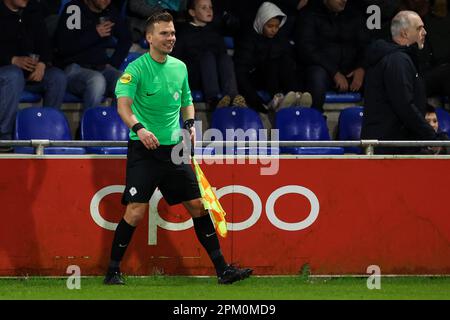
[{"xmin": 0, "ymin": 158, "xmax": 449, "ymax": 276}]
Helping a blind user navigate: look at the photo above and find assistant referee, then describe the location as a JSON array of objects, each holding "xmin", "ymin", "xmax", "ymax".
[{"xmin": 104, "ymin": 11, "xmax": 252, "ymax": 285}]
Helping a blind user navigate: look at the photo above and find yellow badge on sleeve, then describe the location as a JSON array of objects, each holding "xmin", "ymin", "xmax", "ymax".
[{"xmin": 120, "ymin": 73, "xmax": 132, "ymax": 84}]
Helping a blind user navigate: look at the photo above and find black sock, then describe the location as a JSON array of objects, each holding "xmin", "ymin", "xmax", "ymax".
[
  {"xmin": 193, "ymin": 213, "xmax": 228, "ymax": 276},
  {"xmin": 108, "ymin": 218, "xmax": 136, "ymax": 273}
]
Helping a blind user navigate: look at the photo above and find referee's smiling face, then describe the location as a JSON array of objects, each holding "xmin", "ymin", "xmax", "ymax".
[{"xmin": 147, "ymin": 21, "xmax": 176, "ymax": 56}]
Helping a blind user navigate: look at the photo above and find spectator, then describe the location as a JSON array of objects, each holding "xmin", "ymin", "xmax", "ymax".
[
  {"xmin": 172, "ymin": 0, "xmax": 247, "ymax": 109},
  {"xmin": 54, "ymin": 0, "xmax": 132, "ymax": 110},
  {"xmin": 401, "ymin": 0, "xmax": 450, "ymax": 104},
  {"xmin": 424, "ymin": 104, "xmax": 449, "ymax": 154},
  {"xmin": 276, "ymin": 0, "xmax": 310, "ymax": 39},
  {"xmin": 127, "ymin": 0, "xmax": 187, "ymax": 43},
  {"xmin": 354, "ymin": 1, "xmax": 402, "ymax": 41},
  {"xmin": 361, "ymin": 11, "xmax": 438, "ymax": 154},
  {"xmin": 209, "ymin": 0, "xmax": 240, "ymax": 36},
  {"xmin": 127, "ymin": 0, "xmax": 164, "ymax": 42},
  {"xmin": 0, "ymin": 0, "xmax": 67, "ymax": 149},
  {"xmin": 296, "ymin": 0, "xmax": 370, "ymax": 113},
  {"xmin": 234, "ymin": 2, "xmax": 311, "ymax": 113}
]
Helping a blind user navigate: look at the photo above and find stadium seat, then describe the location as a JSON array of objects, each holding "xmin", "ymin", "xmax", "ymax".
[
  {"xmin": 20, "ymin": 90, "xmax": 41, "ymax": 103},
  {"xmin": 275, "ymin": 107, "xmax": 344, "ymax": 155},
  {"xmin": 62, "ymin": 91, "xmax": 107, "ymax": 104},
  {"xmin": 80, "ymin": 106, "xmax": 128, "ymax": 154},
  {"xmin": 337, "ymin": 106, "xmax": 364, "ymax": 154},
  {"xmin": 191, "ymin": 90, "xmax": 204, "ymax": 103},
  {"xmin": 63, "ymin": 91, "xmax": 83, "ymax": 103},
  {"xmin": 257, "ymin": 91, "xmax": 272, "ymax": 104},
  {"xmin": 325, "ymin": 92, "xmax": 362, "ymax": 103},
  {"xmin": 119, "ymin": 52, "xmax": 143, "ymax": 71},
  {"xmin": 58, "ymin": 0, "xmax": 70, "ymax": 15},
  {"xmin": 436, "ymin": 107, "xmax": 450, "ymax": 135},
  {"xmin": 210, "ymin": 107, "xmax": 277, "ymax": 155},
  {"xmin": 224, "ymin": 36, "xmax": 234, "ymax": 49},
  {"xmin": 139, "ymin": 37, "xmax": 149, "ymax": 49},
  {"xmin": 14, "ymin": 106, "xmax": 86, "ymax": 154}
]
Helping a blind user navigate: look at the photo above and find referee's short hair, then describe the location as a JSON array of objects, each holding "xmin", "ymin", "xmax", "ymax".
[{"xmin": 145, "ymin": 11, "xmax": 174, "ymax": 34}]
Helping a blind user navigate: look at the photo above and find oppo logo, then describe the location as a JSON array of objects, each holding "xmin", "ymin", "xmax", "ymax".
[{"xmin": 90, "ymin": 185, "xmax": 320, "ymax": 245}]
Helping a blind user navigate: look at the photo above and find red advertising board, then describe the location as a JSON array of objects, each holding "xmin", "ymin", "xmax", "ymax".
[{"xmin": 0, "ymin": 157, "xmax": 449, "ymax": 276}]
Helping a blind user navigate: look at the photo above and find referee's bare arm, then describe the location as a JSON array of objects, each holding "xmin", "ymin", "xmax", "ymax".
[
  {"xmin": 117, "ymin": 96, "xmax": 160, "ymax": 150},
  {"xmin": 181, "ymin": 104, "xmax": 196, "ymax": 148}
]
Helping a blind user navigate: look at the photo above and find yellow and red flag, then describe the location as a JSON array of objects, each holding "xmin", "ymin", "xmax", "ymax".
[{"xmin": 192, "ymin": 158, "xmax": 228, "ymax": 238}]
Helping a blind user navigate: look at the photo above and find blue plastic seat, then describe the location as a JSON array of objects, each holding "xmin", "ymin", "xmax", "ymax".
[
  {"xmin": 58, "ymin": 0, "xmax": 70, "ymax": 15},
  {"xmin": 338, "ymin": 106, "xmax": 364, "ymax": 154},
  {"xmin": 14, "ymin": 106, "xmax": 85, "ymax": 154},
  {"xmin": 139, "ymin": 37, "xmax": 149, "ymax": 49},
  {"xmin": 62, "ymin": 91, "xmax": 106, "ymax": 104},
  {"xmin": 436, "ymin": 107, "xmax": 450, "ymax": 135},
  {"xmin": 81, "ymin": 106, "xmax": 128, "ymax": 154},
  {"xmin": 325, "ymin": 92, "xmax": 362, "ymax": 103},
  {"xmin": 191, "ymin": 90, "xmax": 204, "ymax": 103},
  {"xmin": 224, "ymin": 36, "xmax": 234, "ymax": 49},
  {"xmin": 20, "ymin": 90, "xmax": 42, "ymax": 103},
  {"xmin": 210, "ymin": 107, "xmax": 277, "ymax": 155},
  {"xmin": 63, "ymin": 91, "xmax": 83, "ymax": 103},
  {"xmin": 276, "ymin": 107, "xmax": 344, "ymax": 155},
  {"xmin": 257, "ymin": 90, "xmax": 272, "ymax": 104},
  {"xmin": 119, "ymin": 52, "xmax": 143, "ymax": 71}
]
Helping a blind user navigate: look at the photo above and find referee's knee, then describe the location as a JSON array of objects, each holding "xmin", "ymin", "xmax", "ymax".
[
  {"xmin": 124, "ymin": 202, "xmax": 148, "ymax": 226},
  {"xmin": 183, "ymin": 198, "xmax": 206, "ymax": 218}
]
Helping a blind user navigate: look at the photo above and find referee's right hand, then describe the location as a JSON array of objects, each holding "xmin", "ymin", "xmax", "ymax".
[{"xmin": 137, "ymin": 129, "xmax": 160, "ymax": 150}]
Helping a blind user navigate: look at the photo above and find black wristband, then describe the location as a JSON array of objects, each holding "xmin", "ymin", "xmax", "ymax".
[
  {"xmin": 183, "ymin": 119, "xmax": 195, "ymax": 130},
  {"xmin": 131, "ymin": 122, "xmax": 145, "ymax": 134}
]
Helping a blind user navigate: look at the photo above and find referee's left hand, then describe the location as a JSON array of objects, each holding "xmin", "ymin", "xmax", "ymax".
[
  {"xmin": 137, "ymin": 128, "xmax": 160, "ymax": 150},
  {"xmin": 189, "ymin": 126, "xmax": 196, "ymax": 157}
]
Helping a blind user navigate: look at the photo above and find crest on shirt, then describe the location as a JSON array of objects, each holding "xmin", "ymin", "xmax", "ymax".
[
  {"xmin": 173, "ymin": 92, "xmax": 179, "ymax": 101},
  {"xmin": 120, "ymin": 73, "xmax": 132, "ymax": 84}
]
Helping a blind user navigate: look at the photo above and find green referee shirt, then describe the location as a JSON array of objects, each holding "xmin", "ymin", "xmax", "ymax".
[{"xmin": 115, "ymin": 53, "xmax": 193, "ymax": 145}]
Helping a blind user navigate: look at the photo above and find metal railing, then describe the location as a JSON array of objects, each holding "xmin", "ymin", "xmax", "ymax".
[{"xmin": 2, "ymin": 140, "xmax": 450, "ymax": 156}]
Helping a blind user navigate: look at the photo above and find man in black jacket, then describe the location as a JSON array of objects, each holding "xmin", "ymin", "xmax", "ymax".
[
  {"xmin": 54, "ymin": 0, "xmax": 132, "ymax": 109},
  {"xmin": 361, "ymin": 10, "xmax": 438, "ymax": 154},
  {"xmin": 296, "ymin": 0, "xmax": 369, "ymax": 112},
  {"xmin": 0, "ymin": 0, "xmax": 67, "ymax": 146}
]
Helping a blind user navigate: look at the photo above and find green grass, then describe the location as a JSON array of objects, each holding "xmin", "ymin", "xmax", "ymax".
[{"xmin": 0, "ymin": 276, "xmax": 449, "ymax": 300}]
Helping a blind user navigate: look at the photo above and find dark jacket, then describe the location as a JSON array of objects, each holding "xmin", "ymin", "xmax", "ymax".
[
  {"xmin": 361, "ymin": 39, "xmax": 437, "ymax": 154},
  {"xmin": 172, "ymin": 22, "xmax": 227, "ymax": 64},
  {"xmin": 53, "ymin": 0, "xmax": 132, "ymax": 69},
  {"xmin": 233, "ymin": 30, "xmax": 292, "ymax": 74},
  {"xmin": 295, "ymin": 1, "xmax": 369, "ymax": 76},
  {"xmin": 0, "ymin": 0, "xmax": 52, "ymax": 67},
  {"xmin": 418, "ymin": 13, "xmax": 450, "ymax": 72}
]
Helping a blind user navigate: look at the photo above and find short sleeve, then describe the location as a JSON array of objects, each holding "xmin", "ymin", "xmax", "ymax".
[
  {"xmin": 180, "ymin": 65, "xmax": 193, "ymax": 107},
  {"xmin": 115, "ymin": 63, "xmax": 140, "ymax": 100}
]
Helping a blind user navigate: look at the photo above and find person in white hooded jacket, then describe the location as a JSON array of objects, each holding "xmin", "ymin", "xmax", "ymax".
[{"xmin": 233, "ymin": 1, "xmax": 311, "ymax": 113}]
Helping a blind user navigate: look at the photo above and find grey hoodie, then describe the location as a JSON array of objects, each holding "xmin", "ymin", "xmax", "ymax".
[{"xmin": 253, "ymin": 2, "xmax": 287, "ymax": 35}]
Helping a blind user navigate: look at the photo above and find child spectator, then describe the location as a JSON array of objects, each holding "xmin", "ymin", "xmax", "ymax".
[
  {"xmin": 424, "ymin": 104, "xmax": 449, "ymax": 154},
  {"xmin": 172, "ymin": 0, "xmax": 247, "ymax": 109},
  {"xmin": 234, "ymin": 1, "xmax": 311, "ymax": 113}
]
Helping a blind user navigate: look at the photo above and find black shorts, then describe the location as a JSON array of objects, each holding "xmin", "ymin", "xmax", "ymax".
[{"xmin": 122, "ymin": 140, "xmax": 201, "ymax": 206}]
